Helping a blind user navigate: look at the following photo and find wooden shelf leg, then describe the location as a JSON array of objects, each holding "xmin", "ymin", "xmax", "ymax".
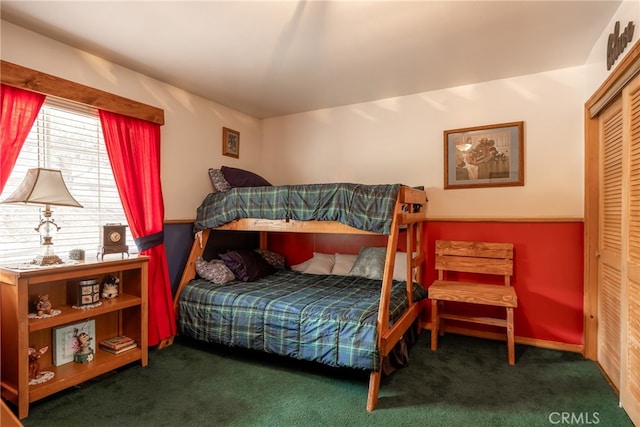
[
  {"xmin": 157, "ymin": 337, "xmax": 174, "ymax": 349},
  {"xmin": 507, "ymin": 307, "xmax": 515, "ymax": 365},
  {"xmin": 430, "ymin": 299, "xmax": 439, "ymax": 350}
]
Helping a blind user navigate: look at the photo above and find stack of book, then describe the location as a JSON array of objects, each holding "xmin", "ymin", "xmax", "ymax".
[{"xmin": 99, "ymin": 336, "xmax": 137, "ymax": 354}]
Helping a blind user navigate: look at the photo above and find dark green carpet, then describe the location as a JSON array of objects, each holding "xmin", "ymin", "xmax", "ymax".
[{"xmin": 18, "ymin": 333, "xmax": 633, "ymax": 426}]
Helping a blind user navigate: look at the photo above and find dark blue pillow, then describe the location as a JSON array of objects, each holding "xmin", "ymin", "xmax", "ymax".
[
  {"xmin": 221, "ymin": 166, "xmax": 272, "ymax": 188},
  {"xmin": 219, "ymin": 249, "xmax": 274, "ymax": 281}
]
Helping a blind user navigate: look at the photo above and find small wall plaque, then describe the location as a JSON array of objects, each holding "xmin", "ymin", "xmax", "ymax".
[{"xmin": 607, "ymin": 21, "xmax": 635, "ymax": 71}]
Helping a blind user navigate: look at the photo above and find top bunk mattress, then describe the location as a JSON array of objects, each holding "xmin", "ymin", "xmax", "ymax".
[{"xmin": 194, "ymin": 183, "xmax": 402, "ymax": 234}]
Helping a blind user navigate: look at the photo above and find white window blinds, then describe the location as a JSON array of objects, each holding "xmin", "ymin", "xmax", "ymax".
[{"xmin": 0, "ymin": 97, "xmax": 134, "ymax": 264}]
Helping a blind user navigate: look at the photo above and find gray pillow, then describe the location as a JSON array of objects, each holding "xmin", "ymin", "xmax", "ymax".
[
  {"xmin": 349, "ymin": 247, "xmax": 386, "ymax": 280},
  {"xmin": 255, "ymin": 249, "xmax": 286, "ymax": 268},
  {"xmin": 208, "ymin": 168, "xmax": 231, "ymax": 192},
  {"xmin": 195, "ymin": 256, "xmax": 235, "ymax": 284}
]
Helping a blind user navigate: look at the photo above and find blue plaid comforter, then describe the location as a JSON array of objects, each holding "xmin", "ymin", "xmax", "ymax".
[
  {"xmin": 194, "ymin": 183, "xmax": 402, "ymax": 235},
  {"xmin": 178, "ymin": 270, "xmax": 428, "ymax": 371}
]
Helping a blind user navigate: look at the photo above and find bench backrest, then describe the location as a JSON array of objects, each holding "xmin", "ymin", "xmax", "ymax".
[{"xmin": 435, "ymin": 240, "xmax": 514, "ymax": 286}]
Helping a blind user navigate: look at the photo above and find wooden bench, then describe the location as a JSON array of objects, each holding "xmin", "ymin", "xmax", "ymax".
[{"xmin": 428, "ymin": 240, "xmax": 517, "ymax": 365}]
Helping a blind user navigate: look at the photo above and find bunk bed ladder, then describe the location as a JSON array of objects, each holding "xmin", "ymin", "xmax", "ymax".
[{"xmin": 367, "ymin": 187, "xmax": 426, "ymax": 411}]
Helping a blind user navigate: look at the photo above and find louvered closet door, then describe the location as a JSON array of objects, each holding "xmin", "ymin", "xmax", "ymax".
[
  {"xmin": 598, "ymin": 97, "xmax": 623, "ymax": 390},
  {"xmin": 621, "ymin": 76, "xmax": 640, "ymax": 423},
  {"xmin": 598, "ymin": 95, "xmax": 623, "ymax": 387}
]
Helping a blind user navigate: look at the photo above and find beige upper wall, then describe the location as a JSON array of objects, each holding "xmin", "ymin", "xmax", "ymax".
[
  {"xmin": 261, "ymin": 0, "xmax": 640, "ymax": 220},
  {"xmin": 262, "ymin": 68, "xmax": 586, "ymax": 219},
  {"xmin": 0, "ymin": 20, "xmax": 264, "ymax": 221}
]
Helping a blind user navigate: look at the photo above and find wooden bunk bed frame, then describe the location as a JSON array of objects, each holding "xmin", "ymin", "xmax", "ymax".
[{"xmin": 172, "ymin": 185, "xmax": 428, "ymax": 411}]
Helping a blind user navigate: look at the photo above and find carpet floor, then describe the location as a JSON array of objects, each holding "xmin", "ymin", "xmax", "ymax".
[{"xmin": 18, "ymin": 333, "xmax": 633, "ymax": 426}]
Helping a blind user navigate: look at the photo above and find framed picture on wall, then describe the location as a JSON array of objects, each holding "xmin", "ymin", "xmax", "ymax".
[
  {"xmin": 444, "ymin": 121, "xmax": 524, "ymax": 189},
  {"xmin": 222, "ymin": 127, "xmax": 240, "ymax": 158}
]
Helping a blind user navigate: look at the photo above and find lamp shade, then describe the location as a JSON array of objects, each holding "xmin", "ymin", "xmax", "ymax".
[{"xmin": 2, "ymin": 168, "xmax": 83, "ymax": 208}]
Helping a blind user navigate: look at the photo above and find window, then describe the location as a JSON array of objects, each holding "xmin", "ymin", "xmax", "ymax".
[{"xmin": 0, "ymin": 97, "xmax": 134, "ymax": 264}]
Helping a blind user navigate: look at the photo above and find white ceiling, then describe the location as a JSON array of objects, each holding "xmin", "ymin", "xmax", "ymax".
[{"xmin": 1, "ymin": 1, "xmax": 621, "ymax": 118}]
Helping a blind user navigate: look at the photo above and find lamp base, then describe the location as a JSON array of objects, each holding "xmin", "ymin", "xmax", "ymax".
[{"xmin": 31, "ymin": 254, "xmax": 64, "ymax": 266}]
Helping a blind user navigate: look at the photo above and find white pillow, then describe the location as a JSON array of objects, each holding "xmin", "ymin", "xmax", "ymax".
[
  {"xmin": 393, "ymin": 252, "xmax": 417, "ymax": 281},
  {"xmin": 293, "ymin": 251, "xmax": 418, "ymax": 279},
  {"xmin": 303, "ymin": 252, "xmax": 335, "ymax": 275},
  {"xmin": 291, "ymin": 258, "xmax": 312, "ymax": 272},
  {"xmin": 331, "ymin": 253, "xmax": 358, "ymax": 275}
]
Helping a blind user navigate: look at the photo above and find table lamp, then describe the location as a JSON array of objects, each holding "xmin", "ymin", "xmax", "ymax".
[{"xmin": 1, "ymin": 168, "xmax": 83, "ymax": 265}]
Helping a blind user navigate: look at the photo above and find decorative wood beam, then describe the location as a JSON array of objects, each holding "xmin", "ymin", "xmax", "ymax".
[{"xmin": 1, "ymin": 60, "xmax": 164, "ymax": 125}]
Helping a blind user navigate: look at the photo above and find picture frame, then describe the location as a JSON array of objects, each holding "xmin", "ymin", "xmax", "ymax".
[
  {"xmin": 444, "ymin": 121, "xmax": 524, "ymax": 189},
  {"xmin": 222, "ymin": 127, "xmax": 240, "ymax": 158},
  {"xmin": 52, "ymin": 319, "xmax": 95, "ymax": 366}
]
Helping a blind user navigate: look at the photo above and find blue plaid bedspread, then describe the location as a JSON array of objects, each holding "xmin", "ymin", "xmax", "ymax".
[
  {"xmin": 178, "ymin": 270, "xmax": 428, "ymax": 371},
  {"xmin": 194, "ymin": 183, "xmax": 402, "ymax": 235}
]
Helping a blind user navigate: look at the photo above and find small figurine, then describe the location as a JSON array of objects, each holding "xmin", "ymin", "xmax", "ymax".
[
  {"xmin": 36, "ymin": 294, "xmax": 53, "ymax": 316},
  {"xmin": 101, "ymin": 275, "xmax": 119, "ymax": 299},
  {"xmin": 28, "ymin": 346, "xmax": 49, "ymax": 381},
  {"xmin": 73, "ymin": 329, "xmax": 94, "ymax": 364}
]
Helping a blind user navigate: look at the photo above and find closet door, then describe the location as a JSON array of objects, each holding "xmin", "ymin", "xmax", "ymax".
[
  {"xmin": 587, "ymin": 36, "xmax": 640, "ymax": 426},
  {"xmin": 621, "ymin": 76, "xmax": 640, "ymax": 422},
  {"xmin": 598, "ymin": 97, "xmax": 623, "ymax": 389}
]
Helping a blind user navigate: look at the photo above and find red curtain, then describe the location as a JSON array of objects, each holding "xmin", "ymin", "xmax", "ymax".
[
  {"xmin": 0, "ymin": 84, "xmax": 45, "ymax": 193},
  {"xmin": 99, "ymin": 110, "xmax": 176, "ymax": 346}
]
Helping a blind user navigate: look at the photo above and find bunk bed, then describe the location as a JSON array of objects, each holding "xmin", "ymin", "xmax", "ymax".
[{"xmin": 173, "ymin": 183, "xmax": 428, "ymax": 411}]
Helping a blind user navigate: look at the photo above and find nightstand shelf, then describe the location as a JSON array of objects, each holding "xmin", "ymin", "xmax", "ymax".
[
  {"xmin": 28, "ymin": 293, "xmax": 142, "ymax": 332},
  {"xmin": 27, "ymin": 346, "xmax": 143, "ymax": 402},
  {"xmin": 0, "ymin": 257, "xmax": 148, "ymax": 420}
]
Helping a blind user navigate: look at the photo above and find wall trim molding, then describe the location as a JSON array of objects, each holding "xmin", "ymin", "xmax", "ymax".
[
  {"xmin": 426, "ymin": 217, "xmax": 583, "ymax": 223},
  {"xmin": 164, "ymin": 219, "xmax": 195, "ymax": 225}
]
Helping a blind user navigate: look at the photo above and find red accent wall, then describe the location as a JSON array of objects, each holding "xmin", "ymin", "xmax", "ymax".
[
  {"xmin": 426, "ymin": 221, "xmax": 584, "ymax": 345},
  {"xmin": 268, "ymin": 220, "xmax": 584, "ymax": 345}
]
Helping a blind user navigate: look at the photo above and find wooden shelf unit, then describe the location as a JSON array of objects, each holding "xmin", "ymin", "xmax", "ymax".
[{"xmin": 0, "ymin": 256, "xmax": 148, "ymax": 420}]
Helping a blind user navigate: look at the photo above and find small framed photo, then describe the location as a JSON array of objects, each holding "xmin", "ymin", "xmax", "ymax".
[
  {"xmin": 222, "ymin": 127, "xmax": 240, "ymax": 158},
  {"xmin": 444, "ymin": 121, "xmax": 524, "ymax": 189},
  {"xmin": 52, "ymin": 319, "xmax": 95, "ymax": 366}
]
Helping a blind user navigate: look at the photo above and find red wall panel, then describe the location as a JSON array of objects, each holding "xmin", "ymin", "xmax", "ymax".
[
  {"xmin": 268, "ymin": 221, "xmax": 584, "ymax": 345},
  {"xmin": 425, "ymin": 221, "xmax": 584, "ymax": 345}
]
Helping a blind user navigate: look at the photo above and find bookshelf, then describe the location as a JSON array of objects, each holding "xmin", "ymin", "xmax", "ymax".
[{"xmin": 0, "ymin": 256, "xmax": 148, "ymax": 419}]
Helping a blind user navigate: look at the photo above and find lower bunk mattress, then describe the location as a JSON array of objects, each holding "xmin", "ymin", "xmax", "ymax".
[{"xmin": 178, "ymin": 269, "xmax": 428, "ymax": 371}]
